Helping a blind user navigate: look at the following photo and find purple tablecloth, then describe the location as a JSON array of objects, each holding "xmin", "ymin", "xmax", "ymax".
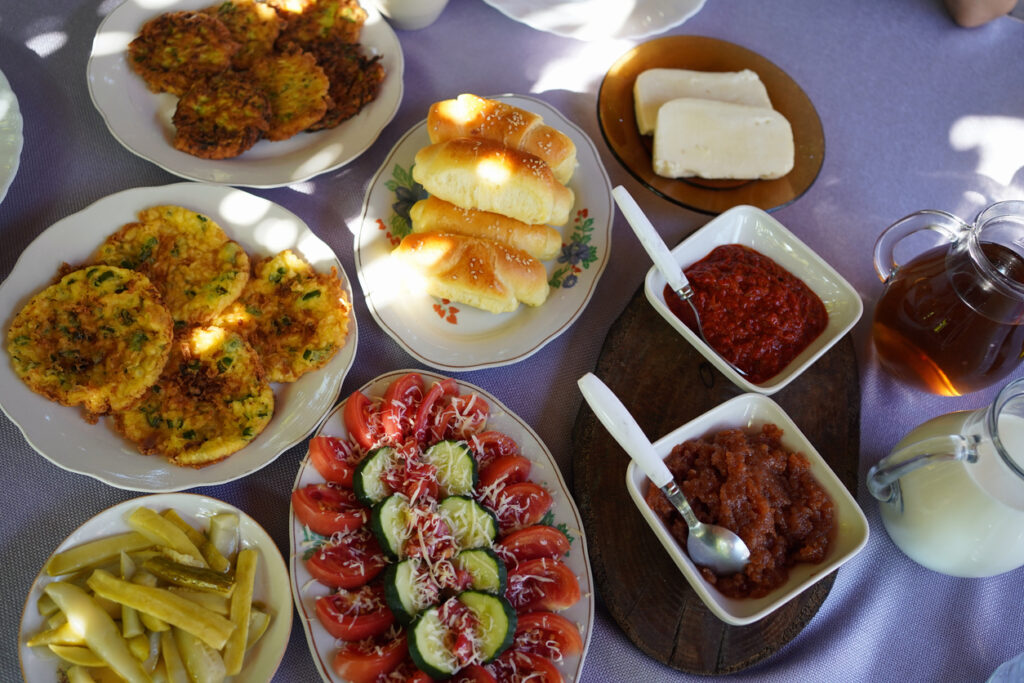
[{"xmin": 2, "ymin": 0, "xmax": 1023, "ymax": 681}]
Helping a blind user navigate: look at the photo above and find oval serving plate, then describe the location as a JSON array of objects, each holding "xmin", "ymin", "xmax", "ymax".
[
  {"xmin": 290, "ymin": 369, "xmax": 595, "ymax": 682},
  {"xmin": 355, "ymin": 94, "xmax": 612, "ymax": 371},
  {"xmin": 87, "ymin": 0, "xmax": 403, "ymax": 188},
  {"xmin": 481, "ymin": 0, "xmax": 706, "ymax": 40},
  {"xmin": 0, "ymin": 183, "xmax": 358, "ymax": 492},
  {"xmin": 0, "ymin": 66, "xmax": 24, "ymax": 204},
  {"xmin": 598, "ymin": 35, "xmax": 825, "ymax": 215},
  {"xmin": 18, "ymin": 492, "xmax": 292, "ymax": 682}
]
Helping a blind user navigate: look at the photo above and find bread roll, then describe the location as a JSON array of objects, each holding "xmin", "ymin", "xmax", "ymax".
[
  {"xmin": 392, "ymin": 231, "xmax": 550, "ymax": 313},
  {"xmin": 410, "ymin": 196, "xmax": 562, "ymax": 262},
  {"xmin": 413, "ymin": 138, "xmax": 574, "ymax": 227},
  {"xmin": 428, "ymin": 94, "xmax": 578, "ymax": 184}
]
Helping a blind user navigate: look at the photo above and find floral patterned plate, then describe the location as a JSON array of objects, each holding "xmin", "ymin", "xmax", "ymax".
[{"xmin": 354, "ymin": 94, "xmax": 612, "ymax": 371}]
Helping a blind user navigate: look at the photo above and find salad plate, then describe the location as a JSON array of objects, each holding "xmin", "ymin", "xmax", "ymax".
[
  {"xmin": 290, "ymin": 369, "xmax": 595, "ymax": 682},
  {"xmin": 355, "ymin": 94, "xmax": 612, "ymax": 371},
  {"xmin": 0, "ymin": 66, "xmax": 23, "ymax": 204},
  {"xmin": 19, "ymin": 492, "xmax": 292, "ymax": 682},
  {"xmin": 481, "ymin": 0, "xmax": 706, "ymax": 40},
  {"xmin": 0, "ymin": 182, "xmax": 358, "ymax": 492},
  {"xmin": 87, "ymin": 0, "xmax": 403, "ymax": 188}
]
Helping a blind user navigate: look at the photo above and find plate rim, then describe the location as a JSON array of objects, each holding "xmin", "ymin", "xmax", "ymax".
[
  {"xmin": 480, "ymin": 0, "xmax": 706, "ymax": 40},
  {"xmin": 0, "ymin": 66, "xmax": 24, "ymax": 205}
]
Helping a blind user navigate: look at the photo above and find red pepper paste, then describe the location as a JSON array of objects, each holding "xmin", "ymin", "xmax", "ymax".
[
  {"xmin": 645, "ymin": 424, "xmax": 835, "ymax": 598},
  {"xmin": 663, "ymin": 244, "xmax": 828, "ymax": 384}
]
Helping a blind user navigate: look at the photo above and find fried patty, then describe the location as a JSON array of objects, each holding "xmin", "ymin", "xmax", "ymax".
[
  {"xmin": 306, "ymin": 41, "xmax": 384, "ymax": 131},
  {"xmin": 216, "ymin": 249, "xmax": 350, "ymax": 382},
  {"xmin": 93, "ymin": 206, "xmax": 250, "ymax": 328},
  {"xmin": 173, "ymin": 70, "xmax": 270, "ymax": 159},
  {"xmin": 127, "ymin": 11, "xmax": 240, "ymax": 96},
  {"xmin": 111, "ymin": 325, "xmax": 274, "ymax": 467},
  {"xmin": 7, "ymin": 266, "xmax": 173, "ymax": 421},
  {"xmin": 272, "ymin": 0, "xmax": 367, "ymax": 48},
  {"xmin": 249, "ymin": 50, "xmax": 331, "ymax": 140},
  {"xmin": 203, "ymin": 0, "xmax": 284, "ymax": 70}
]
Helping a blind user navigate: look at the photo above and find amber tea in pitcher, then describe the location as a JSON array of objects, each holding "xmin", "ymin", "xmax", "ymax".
[{"xmin": 872, "ymin": 202, "xmax": 1024, "ymax": 396}]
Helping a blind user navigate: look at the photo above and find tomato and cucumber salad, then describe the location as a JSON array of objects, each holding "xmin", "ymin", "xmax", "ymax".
[{"xmin": 293, "ymin": 372, "xmax": 586, "ymax": 682}]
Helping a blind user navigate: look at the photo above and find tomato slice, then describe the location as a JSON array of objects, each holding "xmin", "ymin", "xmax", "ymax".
[
  {"xmin": 506, "ymin": 558, "xmax": 581, "ymax": 613},
  {"xmin": 490, "ymin": 482, "xmax": 554, "ymax": 532},
  {"xmin": 434, "ymin": 393, "xmax": 490, "ymax": 442},
  {"xmin": 309, "ymin": 435, "xmax": 359, "ymax": 487},
  {"xmin": 497, "ymin": 525, "xmax": 570, "ymax": 566},
  {"xmin": 307, "ymin": 528, "xmax": 389, "ymax": 589},
  {"xmin": 411, "ymin": 378, "xmax": 458, "ymax": 444},
  {"xmin": 333, "ymin": 631, "xmax": 408, "ymax": 683},
  {"xmin": 453, "ymin": 663, "xmax": 497, "ymax": 682},
  {"xmin": 477, "ymin": 454, "xmax": 532, "ymax": 493},
  {"xmin": 315, "ymin": 582, "xmax": 394, "ymax": 641},
  {"xmin": 389, "ymin": 660, "xmax": 435, "ymax": 683},
  {"xmin": 381, "ymin": 373, "xmax": 425, "ymax": 443},
  {"xmin": 514, "ymin": 611, "xmax": 584, "ymax": 661},
  {"xmin": 469, "ymin": 431, "xmax": 521, "ymax": 470},
  {"xmin": 292, "ymin": 483, "xmax": 368, "ymax": 537},
  {"xmin": 344, "ymin": 390, "xmax": 381, "ymax": 451},
  {"xmin": 487, "ymin": 649, "xmax": 563, "ymax": 682}
]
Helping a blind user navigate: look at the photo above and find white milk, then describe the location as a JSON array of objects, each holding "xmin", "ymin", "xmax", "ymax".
[{"xmin": 878, "ymin": 411, "xmax": 1024, "ymax": 577}]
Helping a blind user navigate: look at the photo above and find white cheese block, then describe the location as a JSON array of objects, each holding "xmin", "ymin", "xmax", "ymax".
[
  {"xmin": 652, "ymin": 98, "xmax": 795, "ymax": 180},
  {"xmin": 634, "ymin": 68, "xmax": 772, "ymax": 135}
]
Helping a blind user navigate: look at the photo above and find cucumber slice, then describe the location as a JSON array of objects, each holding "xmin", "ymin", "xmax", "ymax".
[
  {"xmin": 454, "ymin": 548, "xmax": 507, "ymax": 595},
  {"xmin": 438, "ymin": 496, "xmax": 498, "ymax": 550},
  {"xmin": 408, "ymin": 607, "xmax": 459, "ymax": 679},
  {"xmin": 458, "ymin": 590, "xmax": 516, "ymax": 663},
  {"xmin": 384, "ymin": 558, "xmax": 435, "ymax": 624},
  {"xmin": 422, "ymin": 440, "xmax": 477, "ymax": 497},
  {"xmin": 353, "ymin": 446, "xmax": 397, "ymax": 506},
  {"xmin": 370, "ymin": 494, "xmax": 410, "ymax": 560}
]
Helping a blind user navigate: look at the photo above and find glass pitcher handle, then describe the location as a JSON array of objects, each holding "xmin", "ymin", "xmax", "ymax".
[
  {"xmin": 872, "ymin": 209, "xmax": 970, "ymax": 283},
  {"xmin": 866, "ymin": 434, "xmax": 979, "ymax": 503}
]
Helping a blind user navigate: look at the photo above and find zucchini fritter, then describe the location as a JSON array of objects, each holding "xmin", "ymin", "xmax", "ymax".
[
  {"xmin": 112, "ymin": 326, "xmax": 274, "ymax": 467},
  {"xmin": 173, "ymin": 70, "xmax": 270, "ymax": 159},
  {"xmin": 93, "ymin": 206, "xmax": 250, "ymax": 328},
  {"xmin": 127, "ymin": 11, "xmax": 240, "ymax": 96},
  {"xmin": 306, "ymin": 42, "xmax": 384, "ymax": 131},
  {"xmin": 216, "ymin": 250, "xmax": 350, "ymax": 382},
  {"xmin": 250, "ymin": 50, "xmax": 331, "ymax": 140},
  {"xmin": 203, "ymin": 0, "xmax": 284, "ymax": 70},
  {"xmin": 7, "ymin": 266, "xmax": 173, "ymax": 421},
  {"xmin": 271, "ymin": 0, "xmax": 367, "ymax": 48}
]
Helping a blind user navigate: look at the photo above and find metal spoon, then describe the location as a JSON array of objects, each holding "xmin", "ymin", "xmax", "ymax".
[
  {"xmin": 577, "ymin": 372, "xmax": 750, "ymax": 575},
  {"xmin": 611, "ymin": 185, "xmax": 747, "ymax": 377}
]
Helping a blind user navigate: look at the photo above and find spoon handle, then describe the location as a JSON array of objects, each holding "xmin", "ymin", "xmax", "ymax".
[
  {"xmin": 577, "ymin": 373, "xmax": 673, "ymax": 489},
  {"xmin": 612, "ymin": 185, "xmax": 688, "ymax": 295}
]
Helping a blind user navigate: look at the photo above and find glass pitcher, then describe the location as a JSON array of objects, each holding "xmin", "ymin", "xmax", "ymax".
[
  {"xmin": 866, "ymin": 377, "xmax": 1024, "ymax": 577},
  {"xmin": 872, "ymin": 200, "xmax": 1024, "ymax": 396}
]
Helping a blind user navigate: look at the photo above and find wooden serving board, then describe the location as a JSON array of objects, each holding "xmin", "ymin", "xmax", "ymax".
[{"xmin": 571, "ymin": 285, "xmax": 860, "ymax": 674}]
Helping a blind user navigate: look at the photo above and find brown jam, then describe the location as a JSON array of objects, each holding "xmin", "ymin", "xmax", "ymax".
[{"xmin": 645, "ymin": 424, "xmax": 835, "ymax": 598}]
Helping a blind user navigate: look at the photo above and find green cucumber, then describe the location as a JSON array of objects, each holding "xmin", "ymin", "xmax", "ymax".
[
  {"xmin": 408, "ymin": 606, "xmax": 458, "ymax": 679},
  {"xmin": 384, "ymin": 558, "xmax": 434, "ymax": 624},
  {"xmin": 353, "ymin": 446, "xmax": 397, "ymax": 506},
  {"xmin": 438, "ymin": 496, "xmax": 498, "ymax": 550},
  {"xmin": 454, "ymin": 548, "xmax": 507, "ymax": 595},
  {"xmin": 422, "ymin": 440, "xmax": 477, "ymax": 497},
  {"xmin": 369, "ymin": 494, "xmax": 410, "ymax": 560},
  {"xmin": 458, "ymin": 590, "xmax": 516, "ymax": 663}
]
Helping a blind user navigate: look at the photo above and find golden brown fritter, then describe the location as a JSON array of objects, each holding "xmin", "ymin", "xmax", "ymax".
[
  {"xmin": 111, "ymin": 326, "xmax": 274, "ymax": 467},
  {"xmin": 249, "ymin": 50, "xmax": 331, "ymax": 140},
  {"xmin": 202, "ymin": 0, "xmax": 284, "ymax": 70},
  {"xmin": 93, "ymin": 206, "xmax": 250, "ymax": 328},
  {"xmin": 7, "ymin": 266, "xmax": 174, "ymax": 422},
  {"xmin": 127, "ymin": 11, "xmax": 240, "ymax": 96},
  {"xmin": 216, "ymin": 250, "xmax": 350, "ymax": 382},
  {"xmin": 271, "ymin": 0, "xmax": 367, "ymax": 48},
  {"xmin": 306, "ymin": 42, "xmax": 384, "ymax": 131},
  {"xmin": 173, "ymin": 70, "xmax": 270, "ymax": 159}
]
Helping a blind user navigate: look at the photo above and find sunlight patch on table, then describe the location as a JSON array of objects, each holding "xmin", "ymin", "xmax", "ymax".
[
  {"xmin": 26, "ymin": 32, "xmax": 67, "ymax": 58},
  {"xmin": 950, "ymin": 115, "xmax": 1024, "ymax": 187}
]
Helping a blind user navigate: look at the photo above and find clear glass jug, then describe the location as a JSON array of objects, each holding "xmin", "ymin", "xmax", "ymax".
[
  {"xmin": 872, "ymin": 200, "xmax": 1024, "ymax": 396},
  {"xmin": 867, "ymin": 378, "xmax": 1024, "ymax": 577}
]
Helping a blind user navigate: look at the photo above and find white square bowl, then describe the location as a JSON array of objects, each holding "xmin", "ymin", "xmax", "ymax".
[
  {"xmin": 624, "ymin": 392, "xmax": 869, "ymax": 626},
  {"xmin": 643, "ymin": 204, "xmax": 863, "ymax": 394}
]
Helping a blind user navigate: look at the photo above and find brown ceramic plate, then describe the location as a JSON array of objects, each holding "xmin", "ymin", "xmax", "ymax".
[{"xmin": 598, "ymin": 35, "xmax": 824, "ymax": 215}]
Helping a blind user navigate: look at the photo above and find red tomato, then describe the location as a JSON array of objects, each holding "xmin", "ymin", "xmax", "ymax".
[
  {"xmin": 477, "ymin": 455, "xmax": 532, "ymax": 493},
  {"xmin": 452, "ymin": 664, "xmax": 496, "ymax": 682},
  {"xmin": 388, "ymin": 660, "xmax": 435, "ymax": 682},
  {"xmin": 309, "ymin": 435, "xmax": 359, "ymax": 487},
  {"xmin": 434, "ymin": 393, "xmax": 490, "ymax": 441},
  {"xmin": 411, "ymin": 378, "xmax": 458, "ymax": 444},
  {"xmin": 344, "ymin": 390, "xmax": 381, "ymax": 451},
  {"xmin": 487, "ymin": 649, "xmax": 563, "ymax": 683},
  {"xmin": 469, "ymin": 431, "xmax": 521, "ymax": 469},
  {"xmin": 307, "ymin": 529, "xmax": 389, "ymax": 589},
  {"xmin": 381, "ymin": 373, "xmax": 425, "ymax": 442},
  {"xmin": 506, "ymin": 558, "xmax": 581, "ymax": 613},
  {"xmin": 315, "ymin": 582, "xmax": 394, "ymax": 641},
  {"xmin": 333, "ymin": 631, "xmax": 408, "ymax": 683},
  {"xmin": 292, "ymin": 483, "xmax": 368, "ymax": 537},
  {"xmin": 490, "ymin": 482, "xmax": 553, "ymax": 532},
  {"xmin": 514, "ymin": 611, "xmax": 584, "ymax": 661},
  {"xmin": 497, "ymin": 525, "xmax": 570, "ymax": 566}
]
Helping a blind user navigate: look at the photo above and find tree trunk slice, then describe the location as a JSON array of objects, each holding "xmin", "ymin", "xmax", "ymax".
[{"xmin": 571, "ymin": 285, "xmax": 860, "ymax": 674}]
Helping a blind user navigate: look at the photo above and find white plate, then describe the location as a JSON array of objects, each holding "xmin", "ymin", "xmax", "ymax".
[
  {"xmin": 87, "ymin": 0, "xmax": 403, "ymax": 188},
  {"xmin": 481, "ymin": 0, "xmax": 706, "ymax": 40},
  {"xmin": 0, "ymin": 66, "xmax": 23, "ymax": 204},
  {"xmin": 290, "ymin": 369, "xmax": 595, "ymax": 683},
  {"xmin": 0, "ymin": 182, "xmax": 358, "ymax": 491},
  {"xmin": 644, "ymin": 205, "xmax": 863, "ymax": 395},
  {"xmin": 625, "ymin": 393, "xmax": 870, "ymax": 626},
  {"xmin": 355, "ymin": 94, "xmax": 612, "ymax": 371},
  {"xmin": 18, "ymin": 492, "xmax": 292, "ymax": 682}
]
